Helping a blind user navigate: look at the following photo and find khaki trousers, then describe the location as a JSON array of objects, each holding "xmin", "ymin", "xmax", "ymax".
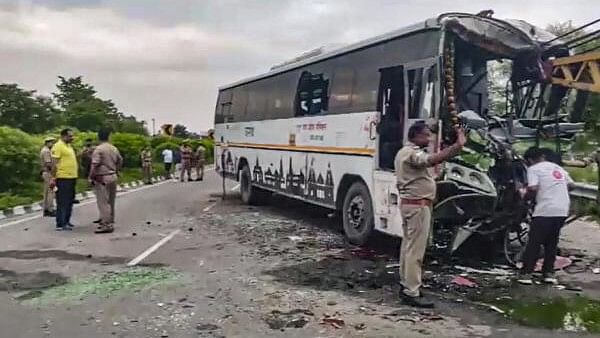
[
  {"xmin": 142, "ymin": 164, "xmax": 152, "ymax": 183},
  {"xmin": 94, "ymin": 175, "xmax": 117, "ymax": 225},
  {"xmin": 196, "ymin": 161, "xmax": 204, "ymax": 179},
  {"xmin": 42, "ymin": 172, "xmax": 55, "ymax": 212},
  {"xmin": 399, "ymin": 205, "xmax": 432, "ymax": 297}
]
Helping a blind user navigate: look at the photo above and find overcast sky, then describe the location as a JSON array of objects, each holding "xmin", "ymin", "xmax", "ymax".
[{"xmin": 1, "ymin": 0, "xmax": 598, "ymax": 132}]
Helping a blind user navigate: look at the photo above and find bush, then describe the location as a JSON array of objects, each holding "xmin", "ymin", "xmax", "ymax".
[
  {"xmin": 111, "ymin": 133, "xmax": 149, "ymax": 168},
  {"xmin": 0, "ymin": 126, "xmax": 40, "ymax": 192}
]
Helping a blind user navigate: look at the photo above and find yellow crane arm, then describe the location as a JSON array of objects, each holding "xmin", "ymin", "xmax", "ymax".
[{"xmin": 551, "ymin": 51, "xmax": 600, "ymax": 93}]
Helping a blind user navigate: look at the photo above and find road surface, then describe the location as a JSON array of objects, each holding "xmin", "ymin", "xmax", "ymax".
[{"xmin": 0, "ymin": 170, "xmax": 598, "ymax": 338}]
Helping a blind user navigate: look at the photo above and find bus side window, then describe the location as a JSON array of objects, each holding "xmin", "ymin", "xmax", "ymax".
[
  {"xmin": 422, "ymin": 65, "xmax": 437, "ymax": 119},
  {"xmin": 407, "ymin": 69, "xmax": 424, "ymax": 119},
  {"xmin": 295, "ymin": 71, "xmax": 330, "ymax": 116}
]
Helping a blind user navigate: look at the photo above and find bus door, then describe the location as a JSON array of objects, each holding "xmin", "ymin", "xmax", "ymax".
[{"xmin": 372, "ymin": 58, "xmax": 440, "ymax": 237}]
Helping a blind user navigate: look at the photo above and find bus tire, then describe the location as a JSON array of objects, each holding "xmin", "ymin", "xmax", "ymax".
[
  {"xmin": 342, "ymin": 181, "xmax": 374, "ymax": 245},
  {"xmin": 240, "ymin": 165, "xmax": 268, "ymax": 205}
]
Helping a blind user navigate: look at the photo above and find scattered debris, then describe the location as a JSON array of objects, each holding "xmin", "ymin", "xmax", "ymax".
[
  {"xmin": 146, "ymin": 221, "xmax": 152, "ymax": 225},
  {"xmin": 263, "ymin": 309, "xmax": 313, "ymax": 330},
  {"xmin": 534, "ymin": 256, "xmax": 572, "ymax": 272},
  {"xmin": 320, "ymin": 317, "xmax": 345, "ymax": 329},
  {"xmin": 385, "ymin": 263, "xmax": 401, "ymax": 269},
  {"xmin": 196, "ymin": 323, "xmax": 220, "ymax": 331},
  {"xmin": 593, "ymin": 268, "xmax": 600, "ymax": 274},
  {"xmin": 487, "ymin": 305, "xmax": 505, "ymax": 314},
  {"xmin": 354, "ymin": 323, "xmax": 366, "ymax": 330},
  {"xmin": 132, "ymin": 232, "xmax": 137, "ymax": 236},
  {"xmin": 451, "ymin": 276, "xmax": 478, "ymax": 288},
  {"xmin": 287, "ymin": 236, "xmax": 303, "ymax": 242},
  {"xmin": 454, "ymin": 265, "xmax": 512, "ymax": 276},
  {"xmin": 188, "ymin": 227, "xmax": 194, "ymax": 232}
]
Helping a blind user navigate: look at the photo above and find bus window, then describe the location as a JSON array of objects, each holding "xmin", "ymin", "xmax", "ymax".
[
  {"xmin": 407, "ymin": 68, "xmax": 424, "ymax": 119},
  {"xmin": 247, "ymin": 81, "xmax": 268, "ymax": 120},
  {"xmin": 217, "ymin": 89, "xmax": 233, "ymax": 123},
  {"xmin": 294, "ymin": 71, "xmax": 330, "ymax": 116},
  {"xmin": 422, "ymin": 65, "xmax": 436, "ymax": 119},
  {"xmin": 329, "ymin": 67, "xmax": 355, "ymax": 113},
  {"xmin": 231, "ymin": 87, "xmax": 248, "ymax": 122}
]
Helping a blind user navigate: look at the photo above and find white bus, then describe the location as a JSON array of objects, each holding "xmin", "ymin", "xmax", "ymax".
[{"xmin": 214, "ymin": 12, "xmax": 567, "ymax": 249}]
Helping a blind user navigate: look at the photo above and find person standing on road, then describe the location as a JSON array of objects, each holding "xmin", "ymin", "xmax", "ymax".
[
  {"xmin": 50, "ymin": 128, "xmax": 78, "ymax": 231},
  {"xmin": 173, "ymin": 147, "xmax": 182, "ymax": 179},
  {"xmin": 194, "ymin": 144, "xmax": 206, "ymax": 181},
  {"xmin": 40, "ymin": 137, "xmax": 56, "ymax": 217},
  {"xmin": 180, "ymin": 142, "xmax": 193, "ymax": 182},
  {"xmin": 89, "ymin": 129, "xmax": 123, "ymax": 234},
  {"xmin": 162, "ymin": 147, "xmax": 173, "ymax": 178},
  {"xmin": 518, "ymin": 147, "xmax": 574, "ymax": 285},
  {"xmin": 140, "ymin": 146, "xmax": 153, "ymax": 184},
  {"xmin": 395, "ymin": 121, "xmax": 466, "ymax": 308},
  {"xmin": 80, "ymin": 139, "xmax": 95, "ymax": 179}
]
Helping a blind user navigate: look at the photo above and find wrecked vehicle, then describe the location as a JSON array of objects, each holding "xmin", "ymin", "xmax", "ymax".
[{"xmin": 214, "ymin": 11, "xmax": 598, "ymax": 264}]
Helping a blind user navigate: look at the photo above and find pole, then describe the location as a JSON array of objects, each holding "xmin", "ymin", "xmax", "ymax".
[
  {"xmin": 221, "ymin": 150, "xmax": 226, "ymax": 200},
  {"xmin": 152, "ymin": 118, "xmax": 156, "ymax": 136}
]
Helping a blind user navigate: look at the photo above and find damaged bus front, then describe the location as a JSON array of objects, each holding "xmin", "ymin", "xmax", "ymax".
[{"xmin": 432, "ymin": 12, "xmax": 581, "ymax": 262}]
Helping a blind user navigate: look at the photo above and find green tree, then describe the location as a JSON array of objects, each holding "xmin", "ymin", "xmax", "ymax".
[
  {"xmin": 0, "ymin": 84, "xmax": 61, "ymax": 133},
  {"xmin": 173, "ymin": 124, "xmax": 190, "ymax": 138}
]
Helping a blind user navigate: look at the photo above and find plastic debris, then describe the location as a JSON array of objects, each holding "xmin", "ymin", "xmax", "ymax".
[
  {"xmin": 488, "ymin": 305, "xmax": 505, "ymax": 314},
  {"xmin": 321, "ymin": 318, "xmax": 345, "ymax": 329},
  {"xmin": 592, "ymin": 268, "xmax": 600, "ymax": 274},
  {"xmin": 534, "ymin": 256, "xmax": 572, "ymax": 272},
  {"xmin": 451, "ymin": 276, "xmax": 478, "ymax": 288},
  {"xmin": 454, "ymin": 265, "xmax": 512, "ymax": 276},
  {"xmin": 385, "ymin": 263, "xmax": 401, "ymax": 269},
  {"xmin": 287, "ymin": 236, "xmax": 303, "ymax": 242}
]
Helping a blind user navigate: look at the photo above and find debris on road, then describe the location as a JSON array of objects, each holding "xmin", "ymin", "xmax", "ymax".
[
  {"xmin": 320, "ymin": 317, "xmax": 345, "ymax": 329},
  {"xmin": 263, "ymin": 309, "xmax": 313, "ymax": 330},
  {"xmin": 534, "ymin": 256, "xmax": 572, "ymax": 272},
  {"xmin": 454, "ymin": 265, "xmax": 512, "ymax": 276},
  {"xmin": 451, "ymin": 276, "xmax": 478, "ymax": 288},
  {"xmin": 592, "ymin": 267, "xmax": 600, "ymax": 274}
]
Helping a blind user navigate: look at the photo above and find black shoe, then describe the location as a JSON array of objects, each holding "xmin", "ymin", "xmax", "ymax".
[
  {"xmin": 73, "ymin": 199, "xmax": 80, "ymax": 204},
  {"xmin": 43, "ymin": 210, "xmax": 56, "ymax": 217},
  {"xmin": 66, "ymin": 223, "xmax": 75, "ymax": 229},
  {"xmin": 93, "ymin": 219, "xmax": 101, "ymax": 224},
  {"xmin": 399, "ymin": 292, "xmax": 434, "ymax": 308}
]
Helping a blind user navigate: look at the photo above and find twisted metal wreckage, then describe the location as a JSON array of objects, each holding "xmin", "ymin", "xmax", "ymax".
[{"xmin": 432, "ymin": 12, "xmax": 600, "ymax": 263}]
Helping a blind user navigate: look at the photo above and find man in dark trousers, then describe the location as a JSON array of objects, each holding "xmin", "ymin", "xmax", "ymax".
[
  {"xmin": 518, "ymin": 147, "xmax": 574, "ymax": 285},
  {"xmin": 50, "ymin": 128, "xmax": 78, "ymax": 230}
]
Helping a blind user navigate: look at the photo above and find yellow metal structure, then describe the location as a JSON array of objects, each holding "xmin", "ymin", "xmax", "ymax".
[{"xmin": 551, "ymin": 51, "xmax": 600, "ymax": 93}]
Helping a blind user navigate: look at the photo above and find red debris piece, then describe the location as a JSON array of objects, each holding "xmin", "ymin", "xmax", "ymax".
[
  {"xmin": 534, "ymin": 256, "xmax": 572, "ymax": 272},
  {"xmin": 451, "ymin": 276, "xmax": 478, "ymax": 288}
]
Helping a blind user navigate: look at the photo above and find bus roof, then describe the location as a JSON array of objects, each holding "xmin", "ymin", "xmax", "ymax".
[{"xmin": 219, "ymin": 17, "xmax": 440, "ymax": 90}]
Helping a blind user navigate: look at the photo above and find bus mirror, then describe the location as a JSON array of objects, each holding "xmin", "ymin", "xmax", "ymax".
[{"xmin": 458, "ymin": 110, "xmax": 487, "ymax": 130}]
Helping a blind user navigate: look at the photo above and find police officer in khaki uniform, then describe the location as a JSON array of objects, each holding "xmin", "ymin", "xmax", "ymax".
[
  {"xmin": 180, "ymin": 142, "xmax": 193, "ymax": 182},
  {"xmin": 140, "ymin": 146, "xmax": 153, "ymax": 184},
  {"xmin": 395, "ymin": 121, "xmax": 465, "ymax": 308},
  {"xmin": 89, "ymin": 129, "xmax": 123, "ymax": 233},
  {"xmin": 40, "ymin": 137, "xmax": 56, "ymax": 217},
  {"xmin": 194, "ymin": 144, "xmax": 206, "ymax": 181}
]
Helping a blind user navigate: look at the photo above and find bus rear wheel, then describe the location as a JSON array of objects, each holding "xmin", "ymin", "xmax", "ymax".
[
  {"xmin": 342, "ymin": 181, "xmax": 374, "ymax": 245},
  {"xmin": 240, "ymin": 165, "xmax": 269, "ymax": 205}
]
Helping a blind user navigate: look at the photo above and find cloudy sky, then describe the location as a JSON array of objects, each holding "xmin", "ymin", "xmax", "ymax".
[{"xmin": 1, "ymin": 0, "xmax": 598, "ymax": 132}]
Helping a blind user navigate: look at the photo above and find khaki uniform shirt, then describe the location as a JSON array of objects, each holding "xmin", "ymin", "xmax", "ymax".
[
  {"xmin": 394, "ymin": 142, "xmax": 436, "ymax": 201},
  {"xmin": 91, "ymin": 142, "xmax": 123, "ymax": 177},
  {"xmin": 40, "ymin": 146, "xmax": 53, "ymax": 172},
  {"xmin": 141, "ymin": 150, "xmax": 153, "ymax": 167}
]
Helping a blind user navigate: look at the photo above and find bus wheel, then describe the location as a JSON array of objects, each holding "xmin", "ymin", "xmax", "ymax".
[
  {"xmin": 342, "ymin": 181, "xmax": 374, "ymax": 245},
  {"xmin": 240, "ymin": 165, "xmax": 268, "ymax": 205}
]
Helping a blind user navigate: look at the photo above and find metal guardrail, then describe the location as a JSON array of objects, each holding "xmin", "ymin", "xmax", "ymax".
[{"xmin": 570, "ymin": 182, "xmax": 597, "ymax": 200}]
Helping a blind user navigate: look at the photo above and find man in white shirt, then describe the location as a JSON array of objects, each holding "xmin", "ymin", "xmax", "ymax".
[
  {"xmin": 162, "ymin": 148, "xmax": 174, "ymax": 178},
  {"xmin": 519, "ymin": 147, "xmax": 574, "ymax": 285}
]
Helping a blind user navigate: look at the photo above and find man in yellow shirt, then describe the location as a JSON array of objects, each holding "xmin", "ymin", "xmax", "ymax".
[{"xmin": 50, "ymin": 128, "xmax": 78, "ymax": 231}]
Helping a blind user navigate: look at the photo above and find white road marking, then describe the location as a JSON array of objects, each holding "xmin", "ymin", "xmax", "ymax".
[
  {"xmin": 0, "ymin": 167, "xmax": 217, "ymax": 229},
  {"xmin": 127, "ymin": 229, "xmax": 180, "ymax": 266},
  {"xmin": 230, "ymin": 183, "xmax": 240, "ymax": 191},
  {"xmin": 0, "ymin": 179, "xmax": 170, "ymax": 229},
  {"xmin": 203, "ymin": 203, "xmax": 217, "ymax": 212}
]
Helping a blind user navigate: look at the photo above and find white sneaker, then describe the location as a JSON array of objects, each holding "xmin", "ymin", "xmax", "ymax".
[
  {"xmin": 543, "ymin": 274, "xmax": 558, "ymax": 285},
  {"xmin": 517, "ymin": 274, "xmax": 533, "ymax": 285}
]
